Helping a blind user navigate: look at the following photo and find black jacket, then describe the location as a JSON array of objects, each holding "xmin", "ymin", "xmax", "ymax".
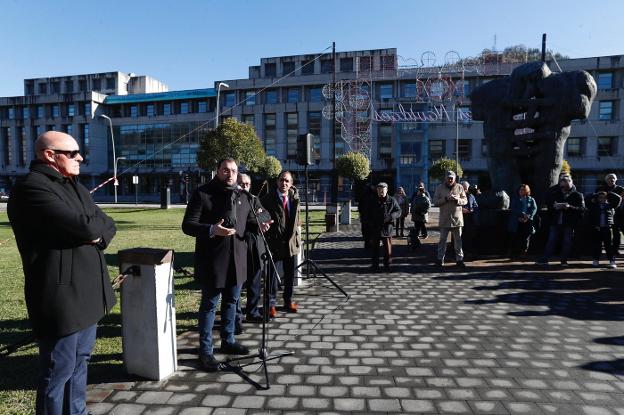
[
  {"xmin": 586, "ymin": 192, "xmax": 622, "ymax": 227},
  {"xmin": 365, "ymin": 195, "xmax": 401, "ymax": 238},
  {"xmin": 260, "ymin": 188, "xmax": 301, "ymax": 260},
  {"xmin": 8, "ymin": 162, "xmax": 116, "ymax": 338},
  {"xmin": 545, "ymin": 184, "xmax": 585, "ymax": 227},
  {"xmin": 182, "ymin": 178, "xmax": 257, "ymax": 287}
]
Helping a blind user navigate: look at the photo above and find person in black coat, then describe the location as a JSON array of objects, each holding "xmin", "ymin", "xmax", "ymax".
[
  {"xmin": 537, "ymin": 174, "xmax": 585, "ymax": 266},
  {"xmin": 182, "ymin": 158, "xmax": 272, "ymax": 371},
  {"xmin": 597, "ymin": 173, "xmax": 624, "ymax": 255},
  {"xmin": 586, "ymin": 190, "xmax": 621, "ymax": 268},
  {"xmin": 8, "ymin": 131, "xmax": 116, "ymax": 415},
  {"xmin": 365, "ymin": 182, "xmax": 401, "ymax": 271}
]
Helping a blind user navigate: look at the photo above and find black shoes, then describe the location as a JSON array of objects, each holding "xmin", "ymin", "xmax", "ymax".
[
  {"xmin": 456, "ymin": 261, "xmax": 466, "ymax": 268},
  {"xmin": 199, "ymin": 354, "xmax": 220, "ymax": 372},
  {"xmin": 246, "ymin": 314, "xmax": 265, "ymax": 323},
  {"xmin": 220, "ymin": 341, "xmax": 250, "ymax": 355},
  {"xmin": 435, "ymin": 259, "xmax": 443, "ymax": 267}
]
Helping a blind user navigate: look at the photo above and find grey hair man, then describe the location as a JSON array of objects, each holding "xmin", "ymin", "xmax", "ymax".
[{"xmin": 433, "ymin": 171, "xmax": 468, "ymax": 267}]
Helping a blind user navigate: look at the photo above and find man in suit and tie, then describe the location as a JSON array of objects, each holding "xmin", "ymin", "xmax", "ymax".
[{"xmin": 261, "ymin": 171, "xmax": 302, "ymax": 317}]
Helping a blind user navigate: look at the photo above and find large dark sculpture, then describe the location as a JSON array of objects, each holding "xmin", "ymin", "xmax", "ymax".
[{"xmin": 471, "ymin": 62, "xmax": 596, "ymax": 203}]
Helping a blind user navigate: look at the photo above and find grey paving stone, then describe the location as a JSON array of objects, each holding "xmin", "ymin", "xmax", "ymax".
[
  {"xmin": 301, "ymin": 397, "xmax": 331, "ymax": 410},
  {"xmin": 333, "ymin": 398, "xmax": 366, "ymax": 411},
  {"xmin": 267, "ymin": 397, "xmax": 300, "ymax": 410},
  {"xmin": 368, "ymin": 398, "xmax": 402, "ymax": 412},
  {"xmin": 109, "ymin": 404, "xmax": 147, "ymax": 415},
  {"xmin": 143, "ymin": 407, "xmax": 178, "ymax": 415},
  {"xmin": 87, "ymin": 403, "xmax": 116, "ymax": 415},
  {"xmin": 231, "ymin": 396, "xmax": 266, "ymax": 409},
  {"xmin": 109, "ymin": 391, "xmax": 138, "ymax": 402},
  {"xmin": 167, "ymin": 393, "xmax": 201, "ymax": 405},
  {"xmin": 437, "ymin": 400, "xmax": 473, "ymax": 413},
  {"xmin": 178, "ymin": 408, "xmax": 213, "ymax": 415},
  {"xmin": 468, "ymin": 400, "xmax": 509, "ymax": 414},
  {"xmin": 200, "ymin": 394, "xmax": 233, "ymax": 407}
]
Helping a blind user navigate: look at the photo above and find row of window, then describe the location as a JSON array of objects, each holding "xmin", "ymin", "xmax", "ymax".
[
  {"xmin": 110, "ymin": 100, "xmax": 211, "ymax": 119},
  {"xmin": 566, "ymin": 136, "xmax": 619, "ymax": 157},
  {"xmin": 0, "ymin": 124, "xmax": 90, "ymax": 167},
  {"xmin": 0, "ymin": 102, "xmax": 92, "ymax": 120},
  {"xmin": 262, "ymin": 55, "xmax": 396, "ymax": 78},
  {"xmin": 25, "ymin": 77, "xmax": 116, "ymax": 95}
]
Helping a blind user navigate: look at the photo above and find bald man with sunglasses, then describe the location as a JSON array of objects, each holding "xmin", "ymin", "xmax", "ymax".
[{"xmin": 8, "ymin": 131, "xmax": 116, "ymax": 415}]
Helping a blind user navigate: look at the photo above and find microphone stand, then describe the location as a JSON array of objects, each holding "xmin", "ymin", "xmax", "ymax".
[
  {"xmin": 223, "ymin": 190, "xmax": 293, "ymax": 390},
  {"xmin": 296, "ymin": 163, "xmax": 349, "ymax": 298}
]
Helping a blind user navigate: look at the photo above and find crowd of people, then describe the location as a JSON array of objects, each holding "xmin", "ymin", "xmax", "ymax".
[{"xmin": 359, "ymin": 170, "xmax": 624, "ymax": 271}]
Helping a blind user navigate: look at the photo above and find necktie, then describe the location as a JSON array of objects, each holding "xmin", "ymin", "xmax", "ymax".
[{"xmin": 282, "ymin": 195, "xmax": 289, "ymax": 221}]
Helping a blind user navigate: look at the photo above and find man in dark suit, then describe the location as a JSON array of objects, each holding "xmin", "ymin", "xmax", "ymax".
[
  {"xmin": 260, "ymin": 171, "xmax": 301, "ymax": 317},
  {"xmin": 182, "ymin": 158, "xmax": 272, "ymax": 371},
  {"xmin": 8, "ymin": 131, "xmax": 117, "ymax": 415}
]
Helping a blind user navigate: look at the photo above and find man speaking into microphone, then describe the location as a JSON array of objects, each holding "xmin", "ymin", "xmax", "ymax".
[{"xmin": 182, "ymin": 158, "xmax": 272, "ymax": 372}]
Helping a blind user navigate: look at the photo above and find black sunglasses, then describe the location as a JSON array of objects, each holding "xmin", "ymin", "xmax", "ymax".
[{"xmin": 50, "ymin": 149, "xmax": 81, "ymax": 159}]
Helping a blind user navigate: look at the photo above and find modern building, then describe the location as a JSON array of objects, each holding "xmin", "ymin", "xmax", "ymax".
[{"xmin": 0, "ymin": 49, "xmax": 622, "ymax": 202}]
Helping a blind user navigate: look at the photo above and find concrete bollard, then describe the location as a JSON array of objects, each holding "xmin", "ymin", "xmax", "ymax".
[{"xmin": 118, "ymin": 248, "xmax": 177, "ymax": 380}]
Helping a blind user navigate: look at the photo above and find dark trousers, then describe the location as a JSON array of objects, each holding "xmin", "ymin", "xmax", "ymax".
[
  {"xmin": 593, "ymin": 227, "xmax": 615, "ymax": 261},
  {"xmin": 413, "ymin": 220, "xmax": 427, "ymax": 237},
  {"xmin": 270, "ymin": 255, "xmax": 296, "ymax": 306},
  {"xmin": 543, "ymin": 225, "xmax": 574, "ymax": 262},
  {"xmin": 612, "ymin": 224, "xmax": 621, "ymax": 254},
  {"xmin": 510, "ymin": 221, "xmax": 533, "ymax": 255},
  {"xmin": 244, "ymin": 268, "xmax": 263, "ymax": 318},
  {"xmin": 370, "ymin": 237, "xmax": 392, "ymax": 267},
  {"xmin": 36, "ymin": 324, "xmax": 97, "ymax": 415},
  {"xmin": 199, "ymin": 283, "xmax": 241, "ymax": 355},
  {"xmin": 395, "ymin": 217, "xmax": 406, "ymax": 236}
]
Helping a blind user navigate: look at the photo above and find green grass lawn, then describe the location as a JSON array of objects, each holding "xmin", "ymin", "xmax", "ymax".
[{"xmin": 0, "ymin": 207, "xmax": 327, "ymax": 415}]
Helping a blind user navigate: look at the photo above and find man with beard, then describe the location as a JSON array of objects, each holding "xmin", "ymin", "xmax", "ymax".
[{"xmin": 182, "ymin": 158, "xmax": 273, "ymax": 371}]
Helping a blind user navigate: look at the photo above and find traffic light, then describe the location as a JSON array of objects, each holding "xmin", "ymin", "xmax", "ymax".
[{"xmin": 296, "ymin": 133, "xmax": 313, "ymax": 166}]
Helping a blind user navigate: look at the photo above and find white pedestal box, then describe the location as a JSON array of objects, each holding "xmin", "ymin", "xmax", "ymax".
[{"xmin": 118, "ymin": 248, "xmax": 177, "ymax": 380}]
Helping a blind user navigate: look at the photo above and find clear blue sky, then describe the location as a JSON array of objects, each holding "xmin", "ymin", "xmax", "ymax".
[{"xmin": 2, "ymin": 0, "xmax": 623, "ymax": 97}]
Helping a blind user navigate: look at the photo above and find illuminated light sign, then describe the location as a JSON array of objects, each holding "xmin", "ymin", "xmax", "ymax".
[{"xmin": 372, "ymin": 103, "xmax": 472, "ymax": 123}]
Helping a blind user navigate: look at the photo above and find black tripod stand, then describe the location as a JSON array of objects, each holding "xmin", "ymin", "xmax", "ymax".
[
  {"xmin": 223, "ymin": 192, "xmax": 293, "ymax": 390},
  {"xmin": 296, "ymin": 164, "xmax": 349, "ymax": 299}
]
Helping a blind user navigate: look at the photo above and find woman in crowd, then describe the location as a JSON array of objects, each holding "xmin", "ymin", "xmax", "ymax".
[
  {"xmin": 394, "ymin": 186, "xmax": 409, "ymax": 237},
  {"xmin": 508, "ymin": 184, "xmax": 538, "ymax": 258}
]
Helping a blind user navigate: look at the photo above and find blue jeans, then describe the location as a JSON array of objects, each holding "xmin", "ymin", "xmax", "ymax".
[
  {"xmin": 198, "ymin": 283, "xmax": 241, "ymax": 356},
  {"xmin": 543, "ymin": 225, "xmax": 574, "ymax": 262},
  {"xmin": 36, "ymin": 324, "xmax": 97, "ymax": 415}
]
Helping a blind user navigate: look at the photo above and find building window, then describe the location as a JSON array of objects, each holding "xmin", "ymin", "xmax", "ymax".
[
  {"xmin": 16, "ymin": 127, "xmax": 26, "ymax": 167},
  {"xmin": 147, "ymin": 104, "xmax": 155, "ymax": 117},
  {"xmin": 37, "ymin": 106, "xmax": 44, "ymax": 119},
  {"xmin": 180, "ymin": 102, "xmax": 189, "ymax": 114},
  {"xmin": 597, "ymin": 136, "xmax": 616, "ymax": 157},
  {"xmin": 67, "ymin": 104, "xmax": 75, "ymax": 117},
  {"xmin": 92, "ymin": 78, "xmax": 101, "ymax": 91},
  {"xmin": 65, "ymin": 80, "xmax": 74, "ymax": 93},
  {"xmin": 81, "ymin": 124, "xmax": 90, "ymax": 163},
  {"xmin": 265, "ymin": 63, "xmax": 276, "ymax": 77},
  {"xmin": 52, "ymin": 105, "xmax": 60, "ymax": 118},
  {"xmin": 264, "ymin": 114, "xmax": 277, "ymax": 156},
  {"xmin": 566, "ymin": 137, "xmax": 583, "ymax": 157},
  {"xmin": 198, "ymin": 101, "xmax": 207, "ymax": 113},
  {"xmin": 378, "ymin": 123, "xmax": 392, "ymax": 156},
  {"xmin": 340, "ymin": 57, "xmax": 353, "ymax": 72},
  {"xmin": 597, "ymin": 72, "xmax": 613, "ymax": 90},
  {"xmin": 403, "ymin": 83, "xmax": 417, "ymax": 98},
  {"xmin": 379, "ymin": 84, "xmax": 393, "ymax": 100},
  {"xmin": 286, "ymin": 113, "xmax": 298, "ymax": 159},
  {"xmin": 38, "ymin": 83, "xmax": 47, "ymax": 94},
  {"xmin": 244, "ymin": 91, "xmax": 256, "ymax": 106},
  {"xmin": 2, "ymin": 127, "xmax": 12, "ymax": 166},
  {"xmin": 242, "ymin": 114, "xmax": 255, "ymax": 128},
  {"xmin": 265, "ymin": 90, "xmax": 278, "ymax": 104},
  {"xmin": 25, "ymin": 83, "xmax": 34, "ymax": 95},
  {"xmin": 8, "ymin": 108, "xmax": 15, "ymax": 120},
  {"xmin": 308, "ymin": 111, "xmax": 322, "ymax": 161},
  {"xmin": 224, "ymin": 92, "xmax": 236, "ymax": 107},
  {"xmin": 399, "ymin": 142, "xmax": 422, "ymax": 165},
  {"xmin": 84, "ymin": 103, "xmax": 91, "ymax": 117},
  {"xmin": 79, "ymin": 79, "xmax": 87, "ymax": 92},
  {"xmin": 321, "ymin": 59, "xmax": 334, "ymax": 74},
  {"xmin": 64, "ymin": 124, "xmax": 73, "ymax": 136},
  {"xmin": 301, "ymin": 60, "xmax": 314, "ymax": 75},
  {"xmin": 308, "ymin": 87, "xmax": 322, "ymax": 103},
  {"xmin": 358, "ymin": 56, "xmax": 372, "ymax": 72},
  {"xmin": 335, "ymin": 120, "xmax": 345, "ymax": 156},
  {"xmin": 481, "ymin": 140, "xmax": 488, "ymax": 156},
  {"xmin": 287, "ymin": 88, "xmax": 300, "ymax": 103},
  {"xmin": 282, "ymin": 61, "xmax": 295, "ymax": 75},
  {"xmin": 106, "ymin": 77, "xmax": 116, "ymax": 90},
  {"xmin": 599, "ymin": 100, "xmax": 614, "ymax": 120},
  {"xmin": 429, "ymin": 139, "xmax": 445, "ymax": 160},
  {"xmin": 458, "ymin": 139, "xmax": 471, "ymax": 160},
  {"xmin": 51, "ymin": 82, "xmax": 60, "ymax": 94},
  {"xmin": 163, "ymin": 103, "xmax": 172, "ymax": 116},
  {"xmin": 130, "ymin": 105, "xmax": 138, "ymax": 118},
  {"xmin": 381, "ymin": 55, "xmax": 396, "ymax": 71}
]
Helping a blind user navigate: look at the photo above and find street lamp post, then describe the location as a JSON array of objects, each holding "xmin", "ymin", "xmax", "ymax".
[
  {"xmin": 215, "ymin": 82, "xmax": 230, "ymax": 128},
  {"xmin": 98, "ymin": 114, "xmax": 119, "ymax": 203},
  {"xmin": 115, "ymin": 156, "xmax": 127, "ymax": 202}
]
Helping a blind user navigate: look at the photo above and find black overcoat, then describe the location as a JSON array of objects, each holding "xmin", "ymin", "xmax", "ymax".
[
  {"xmin": 8, "ymin": 162, "xmax": 117, "ymax": 338},
  {"xmin": 364, "ymin": 195, "xmax": 401, "ymax": 238},
  {"xmin": 182, "ymin": 178, "xmax": 257, "ymax": 287},
  {"xmin": 260, "ymin": 188, "xmax": 301, "ymax": 260}
]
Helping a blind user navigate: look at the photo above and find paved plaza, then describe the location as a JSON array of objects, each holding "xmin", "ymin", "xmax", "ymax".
[{"xmin": 88, "ymin": 226, "xmax": 624, "ymax": 414}]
